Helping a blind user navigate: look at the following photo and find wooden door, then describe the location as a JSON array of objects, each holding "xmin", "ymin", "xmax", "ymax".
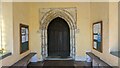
[{"xmin": 47, "ymin": 17, "xmax": 70, "ymax": 57}]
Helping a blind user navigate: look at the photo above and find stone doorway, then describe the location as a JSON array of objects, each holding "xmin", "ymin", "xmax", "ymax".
[{"xmin": 40, "ymin": 8, "xmax": 77, "ymax": 60}]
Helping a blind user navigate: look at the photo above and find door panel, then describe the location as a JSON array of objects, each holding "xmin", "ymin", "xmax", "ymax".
[{"xmin": 47, "ymin": 17, "xmax": 70, "ymax": 57}]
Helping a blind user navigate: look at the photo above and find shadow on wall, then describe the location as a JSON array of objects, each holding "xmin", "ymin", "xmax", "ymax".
[{"xmin": 119, "ymin": 1, "xmax": 120, "ymax": 67}]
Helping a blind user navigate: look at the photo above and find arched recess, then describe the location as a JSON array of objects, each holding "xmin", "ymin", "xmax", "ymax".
[
  {"xmin": 40, "ymin": 9, "xmax": 76, "ymax": 60},
  {"xmin": 47, "ymin": 17, "xmax": 70, "ymax": 57}
]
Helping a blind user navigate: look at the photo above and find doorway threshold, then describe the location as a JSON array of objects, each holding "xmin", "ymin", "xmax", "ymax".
[{"xmin": 45, "ymin": 57, "xmax": 73, "ymax": 60}]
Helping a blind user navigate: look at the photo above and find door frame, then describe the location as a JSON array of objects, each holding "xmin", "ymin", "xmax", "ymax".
[{"xmin": 40, "ymin": 8, "xmax": 77, "ymax": 60}]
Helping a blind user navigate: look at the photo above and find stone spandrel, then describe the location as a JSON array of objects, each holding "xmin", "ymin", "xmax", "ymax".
[{"xmin": 39, "ymin": 8, "xmax": 77, "ymax": 25}]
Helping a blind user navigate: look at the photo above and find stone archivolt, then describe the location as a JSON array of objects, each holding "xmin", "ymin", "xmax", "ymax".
[{"xmin": 40, "ymin": 8, "xmax": 77, "ymax": 60}]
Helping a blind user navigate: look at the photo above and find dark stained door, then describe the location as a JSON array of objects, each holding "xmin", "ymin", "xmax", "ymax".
[{"xmin": 47, "ymin": 17, "xmax": 70, "ymax": 57}]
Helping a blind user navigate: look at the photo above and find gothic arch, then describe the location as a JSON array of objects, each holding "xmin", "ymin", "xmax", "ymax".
[{"xmin": 40, "ymin": 8, "xmax": 76, "ymax": 60}]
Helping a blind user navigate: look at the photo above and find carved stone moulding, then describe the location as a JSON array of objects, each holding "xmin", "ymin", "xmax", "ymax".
[{"xmin": 40, "ymin": 7, "xmax": 77, "ymax": 60}]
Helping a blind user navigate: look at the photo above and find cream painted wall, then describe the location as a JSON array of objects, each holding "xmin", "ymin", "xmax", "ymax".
[
  {"xmin": 1, "ymin": 2, "xmax": 30, "ymax": 66},
  {"xmin": 1, "ymin": 2, "xmax": 119, "ymax": 67},
  {"xmin": 0, "ymin": 2, "xmax": 91, "ymax": 66},
  {"xmin": 2, "ymin": 2, "xmax": 13, "ymax": 52},
  {"xmin": 28, "ymin": 2, "xmax": 91, "ymax": 60},
  {"xmin": 91, "ymin": 2, "xmax": 118, "ymax": 66},
  {"xmin": 119, "ymin": 2, "xmax": 120, "ymax": 51},
  {"xmin": 109, "ymin": 2, "xmax": 118, "ymax": 52},
  {"xmin": 118, "ymin": 1, "xmax": 120, "ymax": 67}
]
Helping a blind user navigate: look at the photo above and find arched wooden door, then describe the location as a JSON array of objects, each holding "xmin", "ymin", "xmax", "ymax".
[{"xmin": 47, "ymin": 17, "xmax": 70, "ymax": 58}]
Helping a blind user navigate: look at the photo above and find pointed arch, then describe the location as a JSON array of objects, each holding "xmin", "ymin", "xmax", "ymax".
[
  {"xmin": 41, "ymin": 9, "xmax": 76, "ymax": 30},
  {"xmin": 40, "ymin": 8, "xmax": 76, "ymax": 60}
]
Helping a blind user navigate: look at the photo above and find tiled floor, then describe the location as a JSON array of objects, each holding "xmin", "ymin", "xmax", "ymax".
[{"xmin": 28, "ymin": 60, "xmax": 92, "ymax": 68}]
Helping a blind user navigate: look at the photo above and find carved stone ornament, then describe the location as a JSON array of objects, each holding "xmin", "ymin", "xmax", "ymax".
[{"xmin": 39, "ymin": 8, "xmax": 77, "ymax": 60}]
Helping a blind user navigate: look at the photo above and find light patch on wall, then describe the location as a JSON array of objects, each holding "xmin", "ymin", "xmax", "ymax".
[
  {"xmin": 0, "ymin": 15, "xmax": 6, "ymax": 51},
  {"xmin": 0, "ymin": 2, "xmax": 6, "ymax": 51},
  {"xmin": 0, "ymin": 2, "xmax": 2, "ymax": 50},
  {"xmin": 0, "ymin": 16, "xmax": 2, "ymax": 50},
  {"xmin": 1, "ymin": 18, "xmax": 6, "ymax": 50}
]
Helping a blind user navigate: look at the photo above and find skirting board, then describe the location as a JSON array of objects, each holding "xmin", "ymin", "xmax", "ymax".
[{"xmin": 75, "ymin": 56, "xmax": 87, "ymax": 61}]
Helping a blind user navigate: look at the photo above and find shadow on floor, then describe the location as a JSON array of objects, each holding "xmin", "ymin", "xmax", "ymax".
[{"xmin": 28, "ymin": 60, "xmax": 92, "ymax": 68}]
